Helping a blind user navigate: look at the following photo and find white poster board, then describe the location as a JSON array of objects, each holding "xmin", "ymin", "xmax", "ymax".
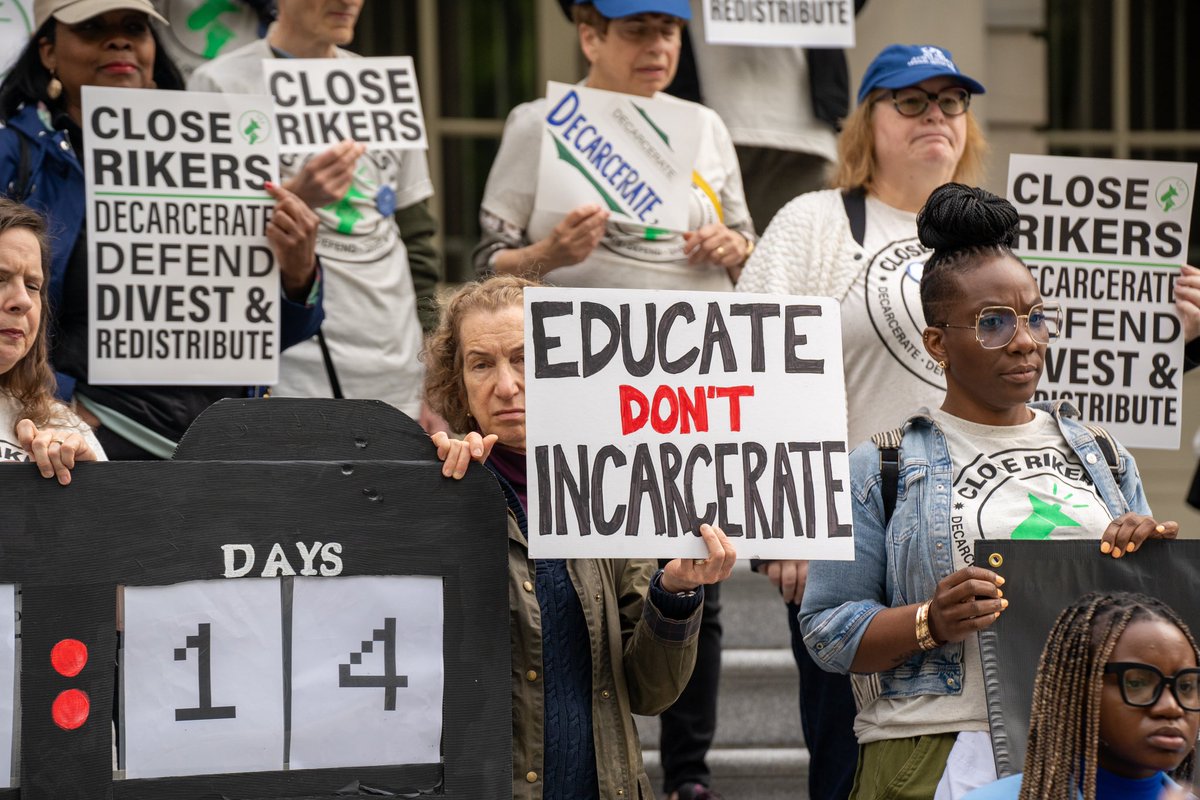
[
  {"xmin": 535, "ymin": 81, "xmax": 701, "ymax": 235},
  {"xmin": 83, "ymin": 86, "xmax": 281, "ymax": 385},
  {"xmin": 0, "ymin": 586, "xmax": 14, "ymax": 788},
  {"xmin": 289, "ymin": 576, "xmax": 443, "ymax": 769},
  {"xmin": 1008, "ymin": 154, "xmax": 1196, "ymax": 450},
  {"xmin": 703, "ymin": 0, "xmax": 854, "ymax": 47},
  {"xmin": 123, "ymin": 579, "xmax": 285, "ymax": 779},
  {"xmin": 262, "ymin": 56, "xmax": 428, "ymax": 155},
  {"xmin": 0, "ymin": 0, "xmax": 31, "ymax": 78},
  {"xmin": 524, "ymin": 288, "xmax": 853, "ymax": 560}
]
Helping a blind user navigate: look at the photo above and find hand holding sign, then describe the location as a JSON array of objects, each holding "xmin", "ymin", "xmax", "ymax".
[
  {"xmin": 661, "ymin": 523, "xmax": 737, "ymax": 593},
  {"xmin": 927, "ymin": 566, "xmax": 1007, "ymax": 647},
  {"xmin": 1177, "ymin": 264, "xmax": 1200, "ymax": 343},
  {"xmin": 431, "ymin": 430, "xmax": 498, "ymax": 480},
  {"xmin": 16, "ymin": 418, "xmax": 99, "ymax": 486},
  {"xmin": 265, "ymin": 181, "xmax": 319, "ymax": 300},
  {"xmin": 1099, "ymin": 512, "xmax": 1178, "ymax": 558},
  {"xmin": 494, "ymin": 204, "xmax": 609, "ymax": 277},
  {"xmin": 283, "ymin": 139, "xmax": 368, "ymax": 208}
]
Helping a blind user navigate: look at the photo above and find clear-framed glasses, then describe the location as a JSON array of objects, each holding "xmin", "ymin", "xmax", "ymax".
[
  {"xmin": 933, "ymin": 303, "xmax": 1061, "ymax": 349},
  {"xmin": 889, "ymin": 87, "xmax": 971, "ymax": 117},
  {"xmin": 1104, "ymin": 662, "xmax": 1200, "ymax": 711}
]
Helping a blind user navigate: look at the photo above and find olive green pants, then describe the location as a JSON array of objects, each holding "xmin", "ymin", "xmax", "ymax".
[{"xmin": 849, "ymin": 733, "xmax": 957, "ymax": 800}]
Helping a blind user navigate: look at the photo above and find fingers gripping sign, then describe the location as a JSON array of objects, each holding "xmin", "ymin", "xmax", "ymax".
[
  {"xmin": 16, "ymin": 419, "xmax": 98, "ymax": 486},
  {"xmin": 1099, "ymin": 513, "xmax": 1179, "ymax": 558},
  {"xmin": 660, "ymin": 524, "xmax": 738, "ymax": 593},
  {"xmin": 265, "ymin": 181, "xmax": 320, "ymax": 299},
  {"xmin": 431, "ymin": 431, "xmax": 498, "ymax": 480},
  {"xmin": 925, "ymin": 566, "xmax": 1008, "ymax": 646}
]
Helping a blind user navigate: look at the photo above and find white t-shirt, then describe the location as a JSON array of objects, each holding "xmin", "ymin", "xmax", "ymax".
[
  {"xmin": 686, "ymin": 0, "xmax": 838, "ymax": 161},
  {"xmin": 840, "ymin": 196, "xmax": 944, "ymax": 447},
  {"xmin": 0, "ymin": 395, "xmax": 105, "ymax": 463},
  {"xmin": 856, "ymin": 409, "xmax": 1112, "ymax": 759},
  {"xmin": 480, "ymin": 93, "xmax": 751, "ymax": 291},
  {"xmin": 190, "ymin": 38, "xmax": 433, "ymax": 416}
]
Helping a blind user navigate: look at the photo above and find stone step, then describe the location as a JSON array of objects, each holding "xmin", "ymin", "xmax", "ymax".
[
  {"xmin": 719, "ymin": 562, "xmax": 793, "ymax": 649},
  {"xmin": 641, "ymin": 746, "xmax": 810, "ymax": 800}
]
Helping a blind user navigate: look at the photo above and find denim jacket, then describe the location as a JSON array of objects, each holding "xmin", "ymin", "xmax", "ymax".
[{"xmin": 799, "ymin": 400, "xmax": 1149, "ymax": 700}]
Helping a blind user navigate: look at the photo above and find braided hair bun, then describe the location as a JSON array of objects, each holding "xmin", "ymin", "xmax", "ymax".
[{"xmin": 917, "ymin": 182, "xmax": 1019, "ymax": 252}]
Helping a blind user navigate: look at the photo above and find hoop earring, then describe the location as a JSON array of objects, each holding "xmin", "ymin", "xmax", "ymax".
[{"xmin": 46, "ymin": 72, "xmax": 63, "ymax": 100}]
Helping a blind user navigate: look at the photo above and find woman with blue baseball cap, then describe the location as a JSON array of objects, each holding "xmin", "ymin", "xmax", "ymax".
[
  {"xmin": 474, "ymin": 0, "xmax": 755, "ymax": 292},
  {"xmin": 737, "ymin": 43, "xmax": 989, "ymax": 800}
]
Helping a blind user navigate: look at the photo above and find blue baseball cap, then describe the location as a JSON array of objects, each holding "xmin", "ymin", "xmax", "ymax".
[
  {"xmin": 857, "ymin": 44, "xmax": 985, "ymax": 104},
  {"xmin": 573, "ymin": 0, "xmax": 692, "ymax": 21}
]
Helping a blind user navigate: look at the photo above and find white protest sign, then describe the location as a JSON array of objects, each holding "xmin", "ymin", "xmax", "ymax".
[
  {"xmin": 289, "ymin": 576, "xmax": 443, "ymax": 769},
  {"xmin": 0, "ymin": 0, "xmax": 32, "ymax": 78},
  {"xmin": 525, "ymin": 288, "xmax": 853, "ymax": 560},
  {"xmin": 1008, "ymin": 154, "xmax": 1196, "ymax": 449},
  {"xmin": 536, "ymin": 81, "xmax": 701, "ymax": 235},
  {"xmin": 83, "ymin": 86, "xmax": 281, "ymax": 385},
  {"xmin": 0, "ymin": 587, "xmax": 13, "ymax": 788},
  {"xmin": 703, "ymin": 0, "xmax": 854, "ymax": 47},
  {"xmin": 123, "ymin": 579, "xmax": 285, "ymax": 779},
  {"xmin": 262, "ymin": 56, "xmax": 427, "ymax": 155}
]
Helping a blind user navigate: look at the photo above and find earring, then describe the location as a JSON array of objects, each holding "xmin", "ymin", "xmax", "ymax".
[
  {"xmin": 46, "ymin": 72, "xmax": 62, "ymax": 100},
  {"xmin": 938, "ymin": 360, "xmax": 948, "ymax": 369}
]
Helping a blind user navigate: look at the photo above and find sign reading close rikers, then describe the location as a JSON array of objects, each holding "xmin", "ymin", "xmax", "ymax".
[
  {"xmin": 83, "ymin": 86, "xmax": 281, "ymax": 386},
  {"xmin": 1007, "ymin": 154, "xmax": 1196, "ymax": 450},
  {"xmin": 536, "ymin": 82, "xmax": 700, "ymax": 234},
  {"xmin": 524, "ymin": 287, "xmax": 854, "ymax": 560}
]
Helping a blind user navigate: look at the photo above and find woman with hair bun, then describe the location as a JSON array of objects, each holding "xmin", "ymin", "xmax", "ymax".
[{"xmin": 798, "ymin": 182, "xmax": 1178, "ymax": 800}]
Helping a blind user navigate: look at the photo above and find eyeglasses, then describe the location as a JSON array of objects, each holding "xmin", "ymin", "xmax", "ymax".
[
  {"xmin": 888, "ymin": 87, "xmax": 971, "ymax": 117},
  {"xmin": 1104, "ymin": 662, "xmax": 1200, "ymax": 712},
  {"xmin": 932, "ymin": 303, "xmax": 1061, "ymax": 349}
]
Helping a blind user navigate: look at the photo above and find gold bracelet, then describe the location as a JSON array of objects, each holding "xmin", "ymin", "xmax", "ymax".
[{"xmin": 915, "ymin": 600, "xmax": 940, "ymax": 651}]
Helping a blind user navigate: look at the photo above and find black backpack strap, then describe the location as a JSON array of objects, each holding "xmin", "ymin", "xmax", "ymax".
[
  {"xmin": 841, "ymin": 187, "xmax": 866, "ymax": 247},
  {"xmin": 1082, "ymin": 423, "xmax": 1121, "ymax": 477},
  {"xmin": 316, "ymin": 328, "xmax": 344, "ymax": 400},
  {"xmin": 870, "ymin": 426, "xmax": 905, "ymax": 525},
  {"xmin": 7, "ymin": 133, "xmax": 33, "ymax": 202}
]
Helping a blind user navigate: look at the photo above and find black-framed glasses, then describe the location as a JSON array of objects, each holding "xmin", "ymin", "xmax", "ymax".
[
  {"xmin": 888, "ymin": 87, "xmax": 971, "ymax": 117},
  {"xmin": 932, "ymin": 303, "xmax": 1061, "ymax": 349},
  {"xmin": 1104, "ymin": 662, "xmax": 1200, "ymax": 711}
]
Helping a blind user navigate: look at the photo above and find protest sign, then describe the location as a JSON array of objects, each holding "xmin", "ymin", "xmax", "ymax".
[
  {"xmin": 703, "ymin": 0, "xmax": 855, "ymax": 47},
  {"xmin": 262, "ymin": 56, "xmax": 427, "ymax": 155},
  {"xmin": 977, "ymin": 539, "xmax": 1200, "ymax": 776},
  {"xmin": 0, "ymin": 0, "xmax": 31, "ymax": 78},
  {"xmin": 535, "ymin": 81, "xmax": 701, "ymax": 234},
  {"xmin": 1008, "ymin": 154, "xmax": 1196, "ymax": 449},
  {"xmin": 84, "ymin": 86, "xmax": 281, "ymax": 385},
  {"xmin": 524, "ymin": 287, "xmax": 853, "ymax": 560},
  {"xmin": 0, "ymin": 399, "xmax": 510, "ymax": 800}
]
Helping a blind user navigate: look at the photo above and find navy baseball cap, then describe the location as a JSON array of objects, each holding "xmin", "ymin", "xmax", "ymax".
[
  {"xmin": 573, "ymin": 0, "xmax": 691, "ymax": 20},
  {"xmin": 857, "ymin": 44, "xmax": 985, "ymax": 104}
]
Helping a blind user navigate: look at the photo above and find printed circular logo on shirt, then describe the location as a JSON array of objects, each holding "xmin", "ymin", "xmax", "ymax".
[
  {"xmin": 599, "ymin": 183, "xmax": 717, "ymax": 264},
  {"xmin": 949, "ymin": 445, "xmax": 1105, "ymax": 565},
  {"xmin": 863, "ymin": 236, "xmax": 943, "ymax": 388},
  {"xmin": 156, "ymin": 0, "xmax": 261, "ymax": 66},
  {"xmin": 284, "ymin": 151, "xmax": 401, "ymax": 263}
]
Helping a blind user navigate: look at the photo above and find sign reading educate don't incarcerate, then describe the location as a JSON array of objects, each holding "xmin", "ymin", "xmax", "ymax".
[
  {"xmin": 84, "ymin": 86, "xmax": 281, "ymax": 385},
  {"xmin": 1007, "ymin": 154, "xmax": 1196, "ymax": 450},
  {"xmin": 524, "ymin": 288, "xmax": 854, "ymax": 560},
  {"xmin": 703, "ymin": 0, "xmax": 855, "ymax": 47},
  {"xmin": 261, "ymin": 56, "xmax": 428, "ymax": 155},
  {"xmin": 535, "ymin": 81, "xmax": 701, "ymax": 235}
]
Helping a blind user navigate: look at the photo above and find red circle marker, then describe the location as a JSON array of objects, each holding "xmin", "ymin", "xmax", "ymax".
[
  {"xmin": 51, "ymin": 689, "xmax": 89, "ymax": 730},
  {"xmin": 50, "ymin": 639, "xmax": 88, "ymax": 677}
]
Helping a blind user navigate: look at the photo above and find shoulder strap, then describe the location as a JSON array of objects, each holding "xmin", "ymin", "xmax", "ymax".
[
  {"xmin": 1081, "ymin": 423, "xmax": 1121, "ymax": 476},
  {"xmin": 7, "ymin": 133, "xmax": 33, "ymax": 202},
  {"xmin": 870, "ymin": 426, "xmax": 905, "ymax": 525},
  {"xmin": 316, "ymin": 329, "xmax": 344, "ymax": 400},
  {"xmin": 841, "ymin": 187, "xmax": 866, "ymax": 247}
]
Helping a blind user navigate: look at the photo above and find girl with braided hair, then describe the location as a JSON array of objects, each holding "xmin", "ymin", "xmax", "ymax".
[
  {"xmin": 799, "ymin": 182, "xmax": 1178, "ymax": 800},
  {"xmin": 967, "ymin": 591, "xmax": 1200, "ymax": 799}
]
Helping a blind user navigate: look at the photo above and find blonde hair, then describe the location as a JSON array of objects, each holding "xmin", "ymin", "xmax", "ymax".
[
  {"xmin": 423, "ymin": 275, "xmax": 537, "ymax": 433},
  {"xmin": 830, "ymin": 88, "xmax": 988, "ymax": 192}
]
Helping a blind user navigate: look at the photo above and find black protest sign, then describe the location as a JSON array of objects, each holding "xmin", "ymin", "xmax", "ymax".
[
  {"xmin": 1008, "ymin": 154, "xmax": 1196, "ymax": 449},
  {"xmin": 1, "ymin": 398, "xmax": 510, "ymax": 799},
  {"xmin": 977, "ymin": 539, "xmax": 1200, "ymax": 776},
  {"xmin": 262, "ymin": 57, "xmax": 428, "ymax": 155},
  {"xmin": 83, "ymin": 85, "xmax": 281, "ymax": 385}
]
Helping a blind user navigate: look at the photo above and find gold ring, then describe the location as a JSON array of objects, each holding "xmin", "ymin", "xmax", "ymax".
[
  {"xmin": 52, "ymin": 439, "xmax": 65, "ymax": 445},
  {"xmin": 693, "ymin": 558, "xmax": 710, "ymax": 566},
  {"xmin": 716, "ymin": 246, "xmax": 726, "ymax": 255}
]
